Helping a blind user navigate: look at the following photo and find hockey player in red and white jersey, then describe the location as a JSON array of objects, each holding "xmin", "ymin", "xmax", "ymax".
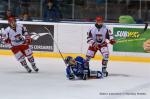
[
  {"xmin": 86, "ymin": 16, "xmax": 116, "ymax": 77},
  {"xmin": 2, "ymin": 17, "xmax": 39, "ymax": 73}
]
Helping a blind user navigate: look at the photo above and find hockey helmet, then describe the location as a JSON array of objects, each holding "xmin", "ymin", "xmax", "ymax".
[
  {"xmin": 65, "ymin": 56, "xmax": 76, "ymax": 65},
  {"xmin": 8, "ymin": 16, "xmax": 16, "ymax": 23},
  {"xmin": 96, "ymin": 16, "xmax": 103, "ymax": 21}
]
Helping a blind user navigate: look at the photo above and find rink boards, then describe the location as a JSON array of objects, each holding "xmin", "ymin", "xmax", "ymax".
[
  {"xmin": 0, "ymin": 20, "xmax": 150, "ymax": 62},
  {"xmin": 0, "ymin": 49, "xmax": 150, "ymax": 63}
]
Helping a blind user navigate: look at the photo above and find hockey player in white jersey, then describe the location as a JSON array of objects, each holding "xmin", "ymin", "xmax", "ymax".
[
  {"xmin": 2, "ymin": 16, "xmax": 39, "ymax": 73},
  {"xmin": 86, "ymin": 16, "xmax": 116, "ymax": 77}
]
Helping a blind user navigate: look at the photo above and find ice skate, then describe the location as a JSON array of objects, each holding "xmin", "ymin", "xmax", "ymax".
[
  {"xmin": 24, "ymin": 66, "xmax": 32, "ymax": 73},
  {"xmin": 96, "ymin": 71, "xmax": 103, "ymax": 78},
  {"xmin": 102, "ymin": 67, "xmax": 108, "ymax": 77},
  {"xmin": 31, "ymin": 63, "xmax": 39, "ymax": 72}
]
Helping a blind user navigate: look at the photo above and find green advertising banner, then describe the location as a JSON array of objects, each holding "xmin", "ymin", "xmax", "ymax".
[{"xmin": 113, "ymin": 27, "xmax": 150, "ymax": 52}]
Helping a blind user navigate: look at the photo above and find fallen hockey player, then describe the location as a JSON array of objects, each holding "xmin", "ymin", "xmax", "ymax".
[{"xmin": 65, "ymin": 56, "xmax": 102, "ymax": 80}]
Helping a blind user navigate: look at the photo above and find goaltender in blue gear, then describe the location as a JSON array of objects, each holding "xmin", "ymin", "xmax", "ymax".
[{"xmin": 65, "ymin": 56, "xmax": 102, "ymax": 80}]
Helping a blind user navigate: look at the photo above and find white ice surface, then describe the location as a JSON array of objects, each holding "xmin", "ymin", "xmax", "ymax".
[{"xmin": 0, "ymin": 55, "xmax": 150, "ymax": 99}]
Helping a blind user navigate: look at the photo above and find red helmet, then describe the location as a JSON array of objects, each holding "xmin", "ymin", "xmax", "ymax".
[
  {"xmin": 96, "ymin": 16, "xmax": 103, "ymax": 21},
  {"xmin": 8, "ymin": 16, "xmax": 16, "ymax": 23}
]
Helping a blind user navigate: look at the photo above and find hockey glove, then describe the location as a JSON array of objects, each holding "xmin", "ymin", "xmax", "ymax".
[
  {"xmin": 4, "ymin": 38, "xmax": 11, "ymax": 44},
  {"xmin": 24, "ymin": 36, "xmax": 32, "ymax": 45},
  {"xmin": 68, "ymin": 73, "xmax": 75, "ymax": 80},
  {"xmin": 109, "ymin": 39, "xmax": 116, "ymax": 45}
]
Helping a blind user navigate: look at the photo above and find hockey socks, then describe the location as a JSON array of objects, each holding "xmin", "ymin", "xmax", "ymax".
[
  {"xmin": 27, "ymin": 56, "xmax": 39, "ymax": 72},
  {"xmin": 20, "ymin": 59, "xmax": 32, "ymax": 73},
  {"xmin": 102, "ymin": 67, "xmax": 108, "ymax": 77},
  {"xmin": 31, "ymin": 63, "xmax": 39, "ymax": 72},
  {"xmin": 102, "ymin": 59, "xmax": 108, "ymax": 77}
]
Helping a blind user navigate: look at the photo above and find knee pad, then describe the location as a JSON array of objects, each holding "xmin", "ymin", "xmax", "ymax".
[
  {"xmin": 24, "ymin": 48, "xmax": 32, "ymax": 56},
  {"xmin": 14, "ymin": 51, "xmax": 25, "ymax": 61}
]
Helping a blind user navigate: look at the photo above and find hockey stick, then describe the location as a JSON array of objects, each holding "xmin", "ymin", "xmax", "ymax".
[
  {"xmin": 43, "ymin": 27, "xmax": 76, "ymax": 77},
  {"xmin": 139, "ymin": 23, "xmax": 148, "ymax": 34},
  {"xmin": 43, "ymin": 26, "xmax": 67, "ymax": 65}
]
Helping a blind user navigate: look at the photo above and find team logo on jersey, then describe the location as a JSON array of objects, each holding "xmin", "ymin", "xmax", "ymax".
[{"xmin": 96, "ymin": 34, "xmax": 103, "ymax": 43}]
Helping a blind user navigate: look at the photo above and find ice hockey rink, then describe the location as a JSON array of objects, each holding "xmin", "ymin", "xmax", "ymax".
[{"xmin": 0, "ymin": 55, "xmax": 150, "ymax": 99}]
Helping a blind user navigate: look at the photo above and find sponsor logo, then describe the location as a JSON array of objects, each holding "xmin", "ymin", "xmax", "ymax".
[{"xmin": 115, "ymin": 31, "xmax": 140, "ymax": 38}]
